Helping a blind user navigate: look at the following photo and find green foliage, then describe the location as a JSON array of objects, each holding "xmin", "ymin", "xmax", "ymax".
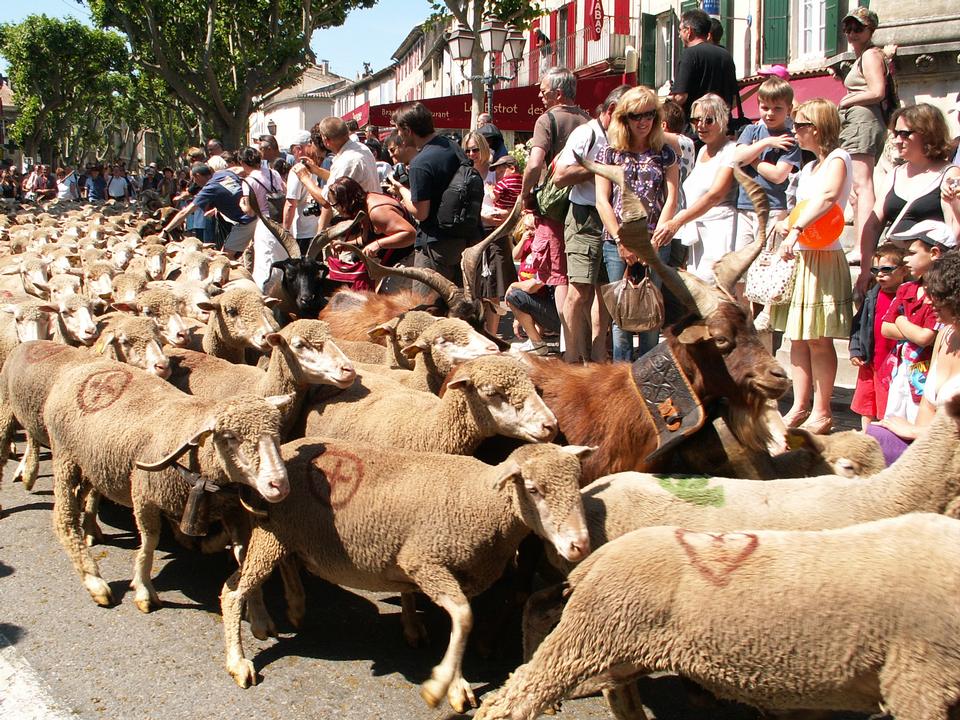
[
  {"xmin": 432, "ymin": 0, "xmax": 542, "ymax": 30},
  {"xmin": 0, "ymin": 15, "xmax": 129, "ymax": 161},
  {"xmin": 87, "ymin": 0, "xmax": 375, "ymax": 148}
]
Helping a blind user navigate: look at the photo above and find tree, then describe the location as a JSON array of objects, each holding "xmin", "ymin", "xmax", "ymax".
[
  {"xmin": 0, "ymin": 15, "xmax": 129, "ymax": 164},
  {"xmin": 431, "ymin": 0, "xmax": 542, "ymax": 127},
  {"xmin": 87, "ymin": 0, "xmax": 376, "ymax": 149}
]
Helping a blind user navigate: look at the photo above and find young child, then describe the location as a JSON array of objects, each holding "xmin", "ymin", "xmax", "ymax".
[
  {"xmin": 733, "ymin": 76, "xmax": 803, "ymax": 251},
  {"xmin": 660, "ymin": 99, "xmax": 694, "ymax": 186},
  {"xmin": 490, "ymin": 155, "xmax": 522, "ymax": 211},
  {"xmin": 849, "ymin": 243, "xmax": 908, "ymax": 427},
  {"xmin": 879, "ymin": 220, "xmax": 955, "ymax": 421}
]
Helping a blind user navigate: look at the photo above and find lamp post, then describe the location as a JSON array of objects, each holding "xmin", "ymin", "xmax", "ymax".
[{"xmin": 447, "ymin": 20, "xmax": 527, "ymax": 118}]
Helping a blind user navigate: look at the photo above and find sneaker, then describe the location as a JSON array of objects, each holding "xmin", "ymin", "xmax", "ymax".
[
  {"xmin": 754, "ymin": 308, "xmax": 771, "ymax": 332},
  {"xmin": 514, "ymin": 339, "xmax": 536, "ymax": 352}
]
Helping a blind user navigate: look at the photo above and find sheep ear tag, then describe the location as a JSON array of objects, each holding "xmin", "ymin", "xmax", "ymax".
[{"xmin": 674, "ymin": 529, "xmax": 758, "ymax": 587}]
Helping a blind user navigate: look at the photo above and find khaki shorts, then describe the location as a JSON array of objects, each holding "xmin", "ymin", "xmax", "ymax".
[
  {"xmin": 221, "ymin": 220, "xmax": 257, "ymax": 254},
  {"xmin": 839, "ymin": 106, "xmax": 887, "ymax": 161},
  {"xmin": 564, "ymin": 203, "xmax": 604, "ymax": 284}
]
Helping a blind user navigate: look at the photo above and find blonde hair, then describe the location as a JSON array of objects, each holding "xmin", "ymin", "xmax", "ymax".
[
  {"xmin": 793, "ymin": 98, "xmax": 841, "ymax": 155},
  {"xmin": 462, "ymin": 131, "xmax": 491, "ymax": 171},
  {"xmin": 607, "ymin": 86, "xmax": 665, "ymax": 153},
  {"xmin": 690, "ymin": 93, "xmax": 730, "ymax": 135}
]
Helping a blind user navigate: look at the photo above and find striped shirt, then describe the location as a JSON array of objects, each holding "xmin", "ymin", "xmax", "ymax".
[{"xmin": 493, "ymin": 173, "xmax": 522, "ymax": 210}]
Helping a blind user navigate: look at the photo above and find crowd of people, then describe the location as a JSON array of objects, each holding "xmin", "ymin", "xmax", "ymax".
[{"xmin": 3, "ymin": 7, "xmax": 959, "ymax": 453}]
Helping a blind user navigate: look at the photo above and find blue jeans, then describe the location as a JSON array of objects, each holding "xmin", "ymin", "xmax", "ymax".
[{"xmin": 602, "ymin": 240, "xmax": 671, "ymax": 362}]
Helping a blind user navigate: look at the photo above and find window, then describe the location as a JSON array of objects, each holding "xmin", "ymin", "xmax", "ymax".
[
  {"xmin": 557, "ymin": 7, "xmax": 568, "ymax": 68},
  {"xmin": 799, "ymin": 0, "xmax": 826, "ymax": 57},
  {"xmin": 655, "ymin": 11, "xmax": 677, "ymax": 91}
]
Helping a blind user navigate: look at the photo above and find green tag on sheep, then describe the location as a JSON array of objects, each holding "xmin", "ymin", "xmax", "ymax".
[{"xmin": 656, "ymin": 476, "xmax": 725, "ymax": 507}]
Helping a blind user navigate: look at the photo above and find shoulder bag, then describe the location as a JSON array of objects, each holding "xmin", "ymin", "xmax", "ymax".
[
  {"xmin": 601, "ymin": 268, "xmax": 664, "ymax": 333},
  {"xmin": 744, "ymin": 225, "xmax": 797, "ymax": 306},
  {"xmin": 534, "ymin": 113, "xmax": 595, "ymax": 223}
]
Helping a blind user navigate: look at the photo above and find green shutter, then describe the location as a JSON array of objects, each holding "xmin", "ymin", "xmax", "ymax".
[
  {"xmin": 719, "ymin": 0, "xmax": 733, "ymax": 49},
  {"xmin": 681, "ymin": 0, "xmax": 699, "ymax": 14},
  {"xmin": 641, "ymin": 13, "xmax": 657, "ymax": 88},
  {"xmin": 825, "ymin": 0, "xmax": 840, "ymax": 56},
  {"xmin": 762, "ymin": 0, "xmax": 789, "ymax": 64}
]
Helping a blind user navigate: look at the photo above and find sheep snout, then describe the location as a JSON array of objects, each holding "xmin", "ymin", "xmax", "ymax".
[
  {"xmin": 295, "ymin": 341, "xmax": 357, "ymax": 388},
  {"xmin": 255, "ymin": 436, "xmax": 289, "ymax": 502},
  {"xmin": 555, "ymin": 510, "xmax": 591, "ymax": 563}
]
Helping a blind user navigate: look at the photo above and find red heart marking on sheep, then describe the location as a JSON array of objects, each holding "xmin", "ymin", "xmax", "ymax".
[{"xmin": 674, "ymin": 529, "xmax": 758, "ymax": 587}]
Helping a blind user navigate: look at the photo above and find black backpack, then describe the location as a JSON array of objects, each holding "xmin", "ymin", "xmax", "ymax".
[{"xmin": 436, "ymin": 147, "xmax": 484, "ymax": 238}]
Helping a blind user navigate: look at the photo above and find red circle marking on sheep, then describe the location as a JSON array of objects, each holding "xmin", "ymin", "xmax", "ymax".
[
  {"xmin": 24, "ymin": 343, "xmax": 69, "ymax": 363},
  {"xmin": 308, "ymin": 449, "xmax": 364, "ymax": 509},
  {"xmin": 77, "ymin": 368, "xmax": 132, "ymax": 414}
]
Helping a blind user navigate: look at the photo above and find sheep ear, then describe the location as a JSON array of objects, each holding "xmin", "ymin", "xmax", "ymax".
[
  {"xmin": 263, "ymin": 297, "xmax": 281, "ymax": 308},
  {"xmin": 562, "ymin": 445, "xmax": 597, "ymax": 459},
  {"xmin": 265, "ymin": 332, "xmax": 285, "ymax": 347},
  {"xmin": 400, "ymin": 338, "xmax": 430, "ymax": 359},
  {"xmin": 676, "ymin": 323, "xmax": 711, "ymax": 344},
  {"xmin": 37, "ymin": 304, "xmax": 59, "ymax": 314},
  {"xmin": 1, "ymin": 305, "xmax": 17, "ymax": 316},
  {"xmin": 446, "ymin": 375, "xmax": 472, "ymax": 391},
  {"xmin": 368, "ymin": 316, "xmax": 401, "ymax": 339},
  {"xmin": 494, "ymin": 461, "xmax": 522, "ymax": 491},
  {"xmin": 0, "ymin": 265, "xmax": 19, "ymax": 276},
  {"xmin": 785, "ymin": 428, "xmax": 824, "ymax": 452},
  {"xmin": 196, "ymin": 299, "xmax": 220, "ymax": 311},
  {"xmin": 264, "ymin": 393, "xmax": 295, "ymax": 410}
]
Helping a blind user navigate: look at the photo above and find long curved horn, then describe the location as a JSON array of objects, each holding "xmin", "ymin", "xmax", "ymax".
[
  {"xmin": 575, "ymin": 152, "xmax": 717, "ymax": 318},
  {"xmin": 135, "ymin": 423, "xmax": 215, "ymax": 471},
  {"xmin": 306, "ymin": 212, "xmax": 366, "ymax": 261},
  {"xmin": 359, "ymin": 253, "xmax": 466, "ymax": 307},
  {"xmin": 712, "ymin": 168, "xmax": 769, "ymax": 294},
  {"xmin": 460, "ymin": 196, "xmax": 523, "ymax": 303},
  {"xmin": 247, "ymin": 186, "xmax": 301, "ymax": 259}
]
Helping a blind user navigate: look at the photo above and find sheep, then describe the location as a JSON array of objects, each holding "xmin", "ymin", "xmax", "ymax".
[
  {"xmin": 674, "ymin": 418, "xmax": 886, "ymax": 479},
  {"xmin": 302, "ymin": 354, "xmax": 558, "ymax": 454},
  {"xmin": 476, "ymin": 513, "xmax": 960, "ymax": 720},
  {"xmin": 185, "ymin": 285, "xmax": 280, "ymax": 363},
  {"xmin": 166, "ymin": 319, "xmax": 356, "ymax": 436},
  {"xmin": 83, "ymin": 260, "xmax": 117, "ymax": 299},
  {"xmin": 136, "ymin": 243, "xmax": 167, "ymax": 280},
  {"xmin": 220, "ymin": 439, "xmax": 592, "ymax": 713},
  {"xmin": 42, "ymin": 357, "xmax": 291, "ymax": 614},
  {"xmin": 356, "ymin": 316, "xmax": 500, "ymax": 394},
  {"xmin": 110, "ymin": 271, "xmax": 148, "ymax": 303},
  {"xmin": 42, "ymin": 294, "xmax": 100, "ymax": 346},
  {"xmin": 333, "ymin": 309, "xmax": 443, "ymax": 369},
  {"xmin": 113, "ymin": 287, "xmax": 192, "ymax": 347},
  {"xmin": 46, "ymin": 272, "xmax": 83, "ymax": 303}
]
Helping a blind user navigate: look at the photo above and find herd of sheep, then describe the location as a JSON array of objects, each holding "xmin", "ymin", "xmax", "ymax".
[{"xmin": 0, "ymin": 187, "xmax": 958, "ymax": 720}]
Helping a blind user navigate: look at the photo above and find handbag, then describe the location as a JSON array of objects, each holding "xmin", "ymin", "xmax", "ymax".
[
  {"xmin": 601, "ymin": 272, "xmax": 664, "ymax": 333},
  {"xmin": 745, "ymin": 228, "xmax": 797, "ymax": 305}
]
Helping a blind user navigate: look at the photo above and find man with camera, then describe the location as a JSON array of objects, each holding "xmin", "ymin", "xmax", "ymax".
[{"xmin": 283, "ymin": 128, "xmax": 327, "ymax": 255}]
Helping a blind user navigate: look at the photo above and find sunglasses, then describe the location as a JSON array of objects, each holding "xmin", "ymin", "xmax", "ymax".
[
  {"xmin": 891, "ymin": 129, "xmax": 915, "ymax": 140},
  {"xmin": 793, "ymin": 121, "xmax": 815, "ymax": 129},
  {"xmin": 464, "ymin": 147, "xmax": 481, "ymax": 154},
  {"xmin": 626, "ymin": 110, "xmax": 657, "ymax": 122},
  {"xmin": 842, "ymin": 24, "xmax": 865, "ymax": 34},
  {"xmin": 690, "ymin": 116, "xmax": 716, "ymax": 126},
  {"xmin": 869, "ymin": 265, "xmax": 902, "ymax": 275}
]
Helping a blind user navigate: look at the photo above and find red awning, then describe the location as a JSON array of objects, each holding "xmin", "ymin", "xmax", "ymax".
[
  {"xmin": 363, "ymin": 74, "xmax": 627, "ymax": 133},
  {"xmin": 739, "ymin": 73, "xmax": 847, "ymax": 119},
  {"xmin": 342, "ymin": 101, "xmax": 370, "ymax": 126}
]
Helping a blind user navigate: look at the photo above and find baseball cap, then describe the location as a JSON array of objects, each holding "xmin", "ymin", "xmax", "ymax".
[
  {"xmin": 757, "ymin": 65, "xmax": 790, "ymax": 80},
  {"xmin": 489, "ymin": 155, "xmax": 517, "ymax": 169},
  {"xmin": 889, "ymin": 220, "xmax": 957, "ymax": 249},
  {"xmin": 842, "ymin": 7, "xmax": 879, "ymax": 29},
  {"xmin": 290, "ymin": 130, "xmax": 312, "ymax": 146}
]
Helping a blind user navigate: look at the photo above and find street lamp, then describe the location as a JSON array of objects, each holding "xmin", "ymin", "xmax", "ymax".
[
  {"xmin": 447, "ymin": 20, "xmax": 525, "ymax": 118},
  {"xmin": 266, "ymin": 118, "xmax": 277, "ymax": 136}
]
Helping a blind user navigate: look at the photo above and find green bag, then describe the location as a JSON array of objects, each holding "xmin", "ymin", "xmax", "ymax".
[{"xmin": 534, "ymin": 111, "xmax": 595, "ymax": 223}]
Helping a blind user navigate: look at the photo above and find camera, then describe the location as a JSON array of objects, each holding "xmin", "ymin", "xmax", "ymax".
[{"xmin": 302, "ymin": 199, "xmax": 322, "ymax": 217}]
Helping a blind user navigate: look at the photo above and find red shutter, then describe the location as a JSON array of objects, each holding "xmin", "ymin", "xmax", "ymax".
[
  {"xmin": 614, "ymin": 0, "xmax": 629, "ymax": 34},
  {"xmin": 567, "ymin": 2, "xmax": 577, "ymax": 68},
  {"xmin": 549, "ymin": 11, "xmax": 558, "ymax": 68}
]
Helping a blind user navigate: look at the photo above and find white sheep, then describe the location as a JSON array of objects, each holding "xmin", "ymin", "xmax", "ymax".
[
  {"xmin": 42, "ymin": 357, "xmax": 291, "ymax": 614},
  {"xmin": 302, "ymin": 354, "xmax": 558, "ymax": 454},
  {"xmin": 220, "ymin": 439, "xmax": 592, "ymax": 714},
  {"xmin": 476, "ymin": 513, "xmax": 960, "ymax": 720}
]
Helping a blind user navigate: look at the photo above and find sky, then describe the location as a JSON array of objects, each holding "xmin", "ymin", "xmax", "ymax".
[{"xmin": 0, "ymin": 0, "xmax": 432, "ymax": 80}]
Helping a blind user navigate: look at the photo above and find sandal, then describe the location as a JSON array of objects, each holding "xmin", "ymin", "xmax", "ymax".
[
  {"xmin": 781, "ymin": 408, "xmax": 811, "ymax": 428},
  {"xmin": 799, "ymin": 415, "xmax": 833, "ymax": 435}
]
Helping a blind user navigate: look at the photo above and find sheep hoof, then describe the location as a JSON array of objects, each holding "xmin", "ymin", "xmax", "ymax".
[
  {"xmin": 83, "ymin": 525, "xmax": 105, "ymax": 547},
  {"xmin": 249, "ymin": 618, "xmax": 277, "ymax": 641},
  {"xmin": 286, "ymin": 608, "xmax": 304, "ymax": 630},
  {"xmin": 402, "ymin": 618, "xmax": 429, "ymax": 648},
  {"xmin": 419, "ymin": 678, "xmax": 445, "ymax": 708},
  {"xmin": 228, "ymin": 659, "xmax": 258, "ymax": 689},
  {"xmin": 134, "ymin": 597, "xmax": 160, "ymax": 614},
  {"xmin": 83, "ymin": 575, "xmax": 113, "ymax": 607},
  {"xmin": 447, "ymin": 677, "xmax": 477, "ymax": 713}
]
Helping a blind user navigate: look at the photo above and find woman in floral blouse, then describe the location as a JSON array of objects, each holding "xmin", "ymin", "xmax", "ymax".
[{"xmin": 595, "ymin": 85, "xmax": 680, "ymax": 360}]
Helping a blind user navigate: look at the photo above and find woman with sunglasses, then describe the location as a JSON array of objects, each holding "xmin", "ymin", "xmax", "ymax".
[
  {"xmin": 596, "ymin": 86, "xmax": 679, "ymax": 361},
  {"xmin": 772, "ymin": 99, "xmax": 854, "ymax": 434},
  {"xmin": 651, "ymin": 93, "xmax": 737, "ymax": 284},
  {"xmin": 462, "ymin": 131, "xmax": 492, "ymax": 181},
  {"xmin": 837, "ymin": 7, "xmax": 888, "ymax": 270},
  {"xmin": 855, "ymin": 104, "xmax": 960, "ymax": 298}
]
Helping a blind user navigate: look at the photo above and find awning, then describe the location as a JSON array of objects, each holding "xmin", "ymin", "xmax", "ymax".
[
  {"xmin": 363, "ymin": 74, "xmax": 627, "ymax": 132},
  {"xmin": 342, "ymin": 101, "xmax": 370, "ymax": 126},
  {"xmin": 739, "ymin": 72, "xmax": 847, "ymax": 119}
]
